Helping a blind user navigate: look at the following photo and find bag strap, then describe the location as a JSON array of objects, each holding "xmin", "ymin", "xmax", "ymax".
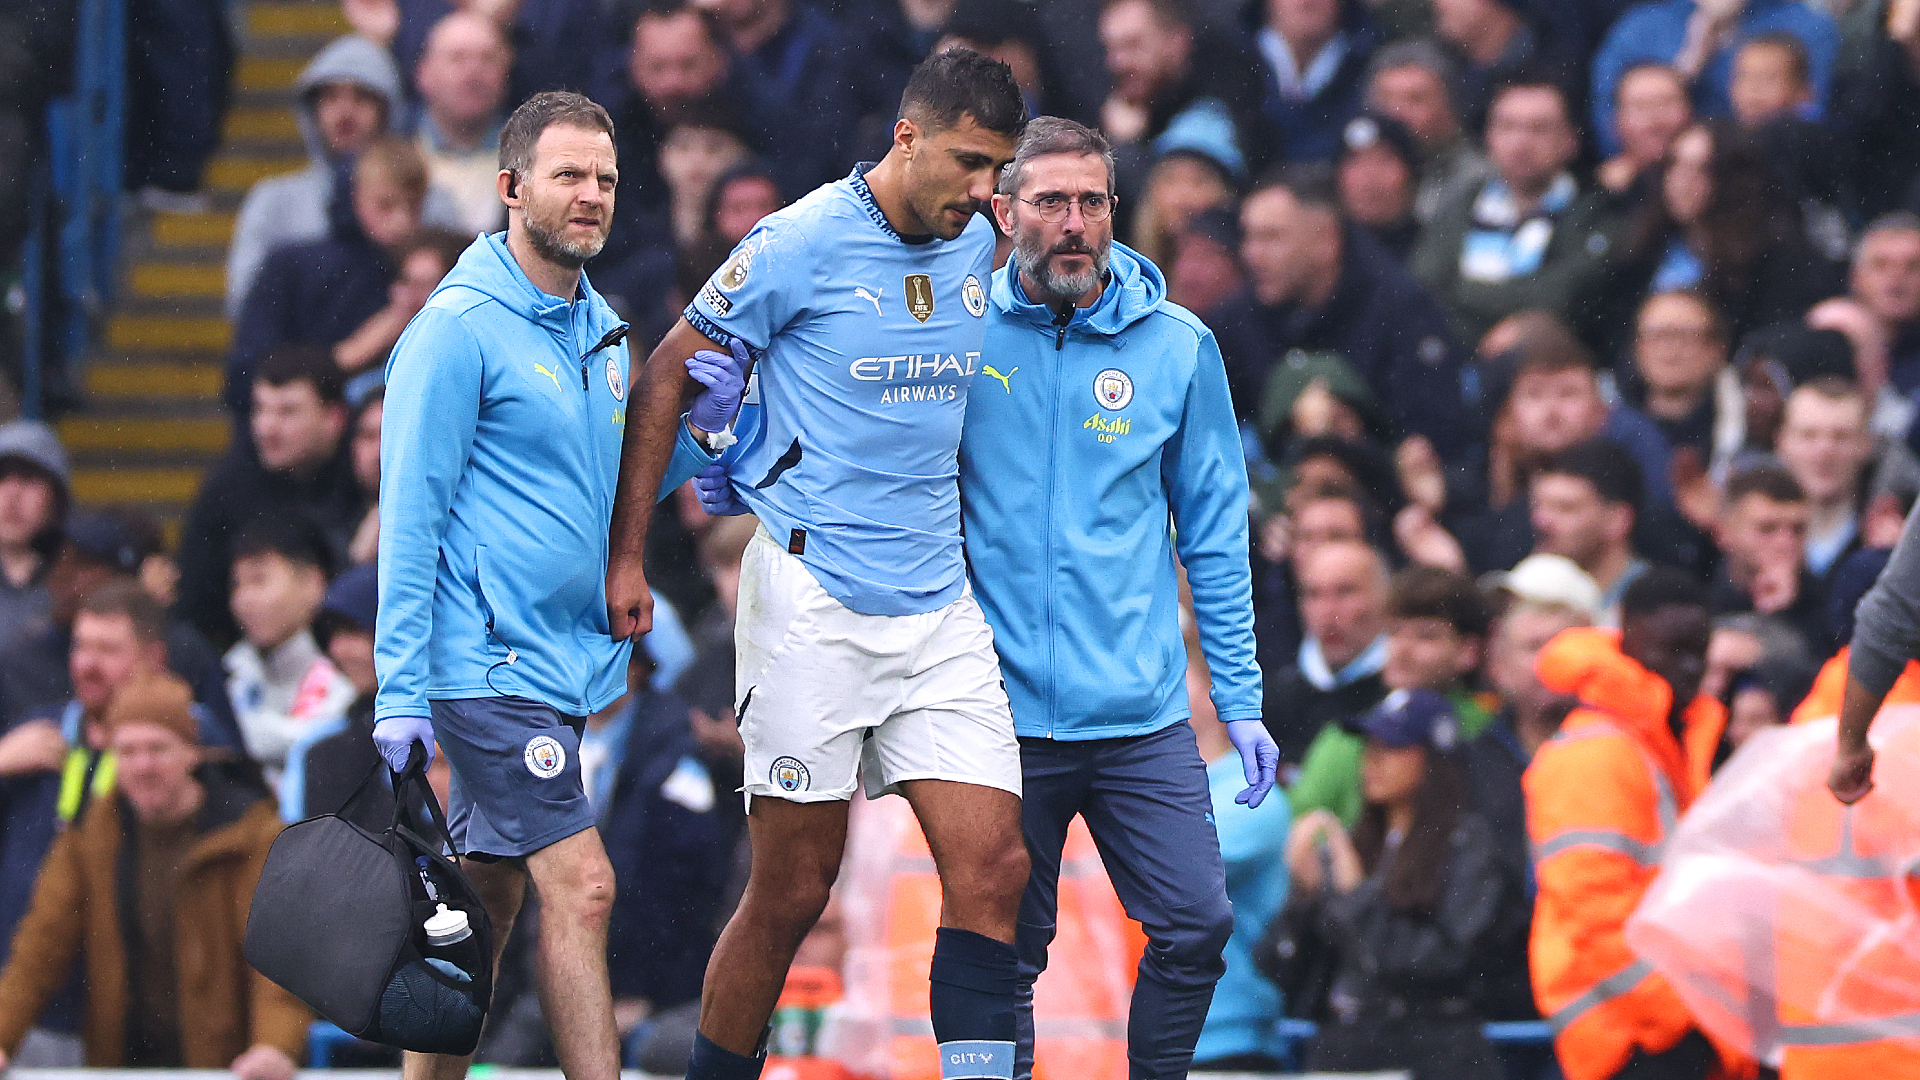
[{"xmin": 391, "ymin": 745, "xmax": 461, "ymax": 859}]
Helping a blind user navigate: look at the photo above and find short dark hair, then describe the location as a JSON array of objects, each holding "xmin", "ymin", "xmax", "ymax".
[
  {"xmin": 77, "ymin": 579, "xmax": 167, "ymax": 644},
  {"xmin": 256, "ymin": 345, "xmax": 346, "ymax": 405},
  {"xmin": 1640, "ymin": 288, "xmax": 1727, "ymax": 343},
  {"xmin": 1724, "ymin": 463, "xmax": 1806, "ymax": 507},
  {"xmin": 1247, "ymin": 162, "xmax": 1340, "ymax": 214},
  {"xmin": 899, "ymin": 47, "xmax": 1025, "ymax": 137},
  {"xmin": 1387, "ymin": 566, "xmax": 1491, "ymax": 639},
  {"xmin": 1739, "ymin": 30, "xmax": 1811, "ymax": 86},
  {"xmin": 997, "ymin": 116, "xmax": 1114, "ymax": 196},
  {"xmin": 233, "ymin": 518, "xmax": 335, "ymax": 579},
  {"xmin": 1540, "ymin": 438, "xmax": 1644, "ymax": 513},
  {"xmin": 1488, "ymin": 67, "xmax": 1577, "ymax": 132},
  {"xmin": 1621, "ymin": 565, "xmax": 1710, "ymax": 619},
  {"xmin": 499, "ymin": 90, "xmax": 616, "ymax": 178}
]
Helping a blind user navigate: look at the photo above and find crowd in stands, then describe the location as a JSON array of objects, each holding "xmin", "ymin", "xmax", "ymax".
[{"xmin": 2, "ymin": 0, "xmax": 1920, "ymax": 1075}]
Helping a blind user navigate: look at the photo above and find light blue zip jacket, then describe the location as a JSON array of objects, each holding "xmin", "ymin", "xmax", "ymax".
[
  {"xmin": 961, "ymin": 243, "xmax": 1261, "ymax": 740},
  {"xmin": 375, "ymin": 234, "xmax": 637, "ymax": 722}
]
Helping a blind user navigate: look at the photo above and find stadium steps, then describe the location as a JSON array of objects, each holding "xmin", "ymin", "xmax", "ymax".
[{"xmin": 69, "ymin": 0, "xmax": 347, "ymax": 530}]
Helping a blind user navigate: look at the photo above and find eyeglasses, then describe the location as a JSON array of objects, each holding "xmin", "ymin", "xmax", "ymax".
[{"xmin": 1019, "ymin": 193, "xmax": 1117, "ymax": 223}]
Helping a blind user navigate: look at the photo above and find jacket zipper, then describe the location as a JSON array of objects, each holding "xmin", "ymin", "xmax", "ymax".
[{"xmin": 1044, "ymin": 310, "xmax": 1071, "ymax": 735}]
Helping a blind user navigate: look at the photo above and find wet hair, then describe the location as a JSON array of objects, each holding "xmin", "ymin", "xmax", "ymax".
[
  {"xmin": 1723, "ymin": 462, "xmax": 1805, "ymax": 507},
  {"xmin": 256, "ymin": 345, "xmax": 347, "ymax": 406},
  {"xmin": 1387, "ymin": 566, "xmax": 1491, "ymax": 639},
  {"xmin": 898, "ymin": 47, "xmax": 1025, "ymax": 137},
  {"xmin": 1621, "ymin": 565, "xmax": 1710, "ymax": 618},
  {"xmin": 498, "ymin": 90, "xmax": 616, "ymax": 180},
  {"xmin": 1352, "ymin": 748, "xmax": 1473, "ymax": 913},
  {"xmin": 1539, "ymin": 438, "xmax": 1644, "ymax": 513},
  {"xmin": 77, "ymin": 579, "xmax": 168, "ymax": 644},
  {"xmin": 997, "ymin": 116, "xmax": 1114, "ymax": 196}
]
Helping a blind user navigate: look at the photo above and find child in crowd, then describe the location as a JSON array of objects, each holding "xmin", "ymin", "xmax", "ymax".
[{"xmin": 224, "ymin": 519, "xmax": 354, "ymax": 796}]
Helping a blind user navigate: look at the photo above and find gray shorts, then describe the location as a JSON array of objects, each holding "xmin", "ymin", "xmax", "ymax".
[{"xmin": 430, "ymin": 696, "xmax": 595, "ymax": 859}]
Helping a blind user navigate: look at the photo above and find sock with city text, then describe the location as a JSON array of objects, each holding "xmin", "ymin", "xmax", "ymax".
[
  {"xmin": 929, "ymin": 926, "xmax": 1019, "ymax": 1080},
  {"xmin": 686, "ymin": 1030, "xmax": 766, "ymax": 1080}
]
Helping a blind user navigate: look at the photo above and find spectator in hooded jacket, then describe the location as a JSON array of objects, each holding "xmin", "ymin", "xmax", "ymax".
[
  {"xmin": 0, "ymin": 673, "xmax": 308, "ymax": 1075},
  {"xmin": 0, "ymin": 423, "xmax": 69, "ymax": 649},
  {"xmin": 1265, "ymin": 689, "xmax": 1516, "ymax": 1080},
  {"xmin": 1233, "ymin": 170, "xmax": 1470, "ymax": 459},
  {"xmin": 225, "ymin": 36, "xmax": 460, "ymax": 319}
]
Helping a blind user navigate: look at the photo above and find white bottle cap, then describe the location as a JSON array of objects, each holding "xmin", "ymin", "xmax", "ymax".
[{"xmin": 424, "ymin": 903, "xmax": 471, "ymax": 946}]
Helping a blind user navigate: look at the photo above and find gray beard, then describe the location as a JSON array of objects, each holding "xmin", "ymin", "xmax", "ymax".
[
  {"xmin": 523, "ymin": 211, "xmax": 605, "ymax": 269},
  {"xmin": 1017, "ymin": 233, "xmax": 1110, "ymax": 305}
]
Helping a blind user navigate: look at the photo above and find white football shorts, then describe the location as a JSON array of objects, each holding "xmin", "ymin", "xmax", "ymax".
[{"xmin": 733, "ymin": 524, "xmax": 1021, "ymax": 805}]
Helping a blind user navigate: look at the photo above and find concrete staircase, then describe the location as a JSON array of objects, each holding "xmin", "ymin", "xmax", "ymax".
[{"xmin": 66, "ymin": 0, "xmax": 347, "ymax": 528}]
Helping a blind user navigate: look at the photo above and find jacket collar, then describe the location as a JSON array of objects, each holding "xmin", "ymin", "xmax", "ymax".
[{"xmin": 1534, "ymin": 626, "xmax": 1722, "ymax": 798}]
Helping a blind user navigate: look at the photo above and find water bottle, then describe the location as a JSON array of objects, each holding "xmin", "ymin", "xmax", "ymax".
[{"xmin": 422, "ymin": 903, "xmax": 478, "ymax": 984}]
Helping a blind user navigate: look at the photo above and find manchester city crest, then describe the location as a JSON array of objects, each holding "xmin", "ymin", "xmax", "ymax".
[
  {"xmin": 524, "ymin": 735, "xmax": 566, "ymax": 779},
  {"xmin": 962, "ymin": 274, "xmax": 986, "ymax": 317},
  {"xmin": 770, "ymin": 755, "xmax": 810, "ymax": 792},
  {"xmin": 1094, "ymin": 368, "xmax": 1134, "ymax": 410},
  {"xmin": 606, "ymin": 354, "xmax": 625, "ymax": 401}
]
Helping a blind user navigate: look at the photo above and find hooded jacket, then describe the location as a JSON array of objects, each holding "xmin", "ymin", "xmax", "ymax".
[
  {"xmin": 1524, "ymin": 626, "xmax": 1732, "ymax": 1080},
  {"xmin": 0, "ymin": 421, "xmax": 69, "ymax": 645},
  {"xmin": 960, "ymin": 243, "xmax": 1260, "ymax": 740},
  {"xmin": 375, "ymin": 233, "xmax": 634, "ymax": 721},
  {"xmin": 224, "ymin": 35, "xmax": 460, "ymax": 318},
  {"xmin": 0, "ymin": 772, "xmax": 307, "ymax": 1066}
]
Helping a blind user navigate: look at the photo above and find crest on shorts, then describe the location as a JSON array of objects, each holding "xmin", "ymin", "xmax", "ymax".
[
  {"xmin": 719, "ymin": 247, "xmax": 752, "ymax": 291},
  {"xmin": 904, "ymin": 274, "xmax": 935, "ymax": 323},
  {"xmin": 524, "ymin": 735, "xmax": 566, "ymax": 779},
  {"xmin": 770, "ymin": 755, "xmax": 810, "ymax": 792},
  {"xmin": 1093, "ymin": 368, "xmax": 1134, "ymax": 410},
  {"xmin": 962, "ymin": 274, "xmax": 986, "ymax": 317},
  {"xmin": 606, "ymin": 354, "xmax": 625, "ymax": 401}
]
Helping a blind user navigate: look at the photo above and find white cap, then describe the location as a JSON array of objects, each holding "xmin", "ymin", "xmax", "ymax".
[
  {"xmin": 1488, "ymin": 554, "xmax": 1602, "ymax": 620},
  {"xmin": 424, "ymin": 903, "xmax": 471, "ymax": 946}
]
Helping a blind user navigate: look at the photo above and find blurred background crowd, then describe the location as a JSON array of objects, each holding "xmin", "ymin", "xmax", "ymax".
[{"xmin": 2, "ymin": 0, "xmax": 1920, "ymax": 1075}]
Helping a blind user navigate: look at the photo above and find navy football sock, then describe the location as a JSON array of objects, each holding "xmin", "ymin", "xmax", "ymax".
[
  {"xmin": 929, "ymin": 926, "xmax": 1019, "ymax": 1080},
  {"xmin": 686, "ymin": 1030, "xmax": 766, "ymax": 1080}
]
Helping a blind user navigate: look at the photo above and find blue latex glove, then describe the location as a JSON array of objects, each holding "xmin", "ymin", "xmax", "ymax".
[
  {"xmin": 694, "ymin": 462, "xmax": 750, "ymax": 516},
  {"xmin": 686, "ymin": 337, "xmax": 750, "ymax": 433},
  {"xmin": 1225, "ymin": 719, "xmax": 1279, "ymax": 808},
  {"xmin": 373, "ymin": 715, "xmax": 436, "ymax": 773}
]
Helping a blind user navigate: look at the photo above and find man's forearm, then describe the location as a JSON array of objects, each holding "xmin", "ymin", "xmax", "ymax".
[
  {"xmin": 1838, "ymin": 673, "xmax": 1885, "ymax": 752},
  {"xmin": 610, "ymin": 321, "xmax": 714, "ymax": 562}
]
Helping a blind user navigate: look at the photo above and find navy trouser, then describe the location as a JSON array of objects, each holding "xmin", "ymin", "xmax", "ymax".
[{"xmin": 1014, "ymin": 722, "xmax": 1232, "ymax": 1080}]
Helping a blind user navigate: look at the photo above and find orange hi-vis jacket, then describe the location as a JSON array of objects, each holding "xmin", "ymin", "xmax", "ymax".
[
  {"xmin": 1526, "ymin": 627, "xmax": 1730, "ymax": 1080},
  {"xmin": 1788, "ymin": 647, "xmax": 1920, "ymax": 725}
]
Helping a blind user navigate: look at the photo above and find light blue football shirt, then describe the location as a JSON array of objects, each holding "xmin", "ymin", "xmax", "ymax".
[{"xmin": 684, "ymin": 165, "xmax": 995, "ymax": 617}]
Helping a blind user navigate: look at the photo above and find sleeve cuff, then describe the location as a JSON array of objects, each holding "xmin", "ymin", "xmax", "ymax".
[{"xmin": 683, "ymin": 305, "xmax": 730, "ymax": 347}]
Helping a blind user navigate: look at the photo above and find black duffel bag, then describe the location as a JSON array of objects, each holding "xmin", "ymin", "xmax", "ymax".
[{"xmin": 245, "ymin": 752, "xmax": 494, "ymax": 1054}]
